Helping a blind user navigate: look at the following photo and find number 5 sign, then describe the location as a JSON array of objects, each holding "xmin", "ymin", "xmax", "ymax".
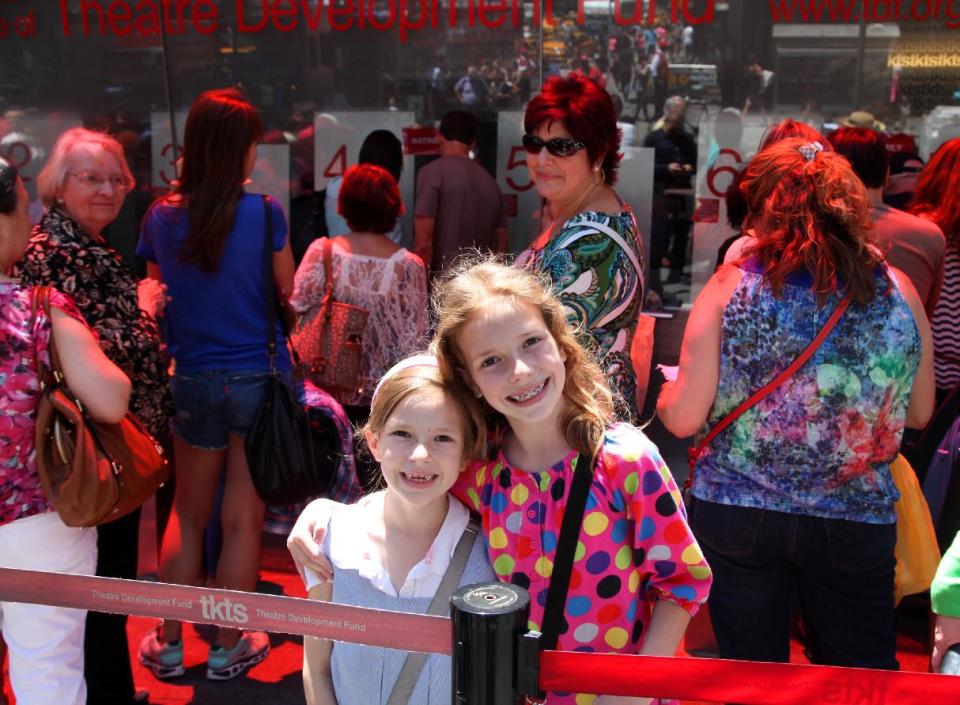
[{"xmin": 496, "ymin": 112, "xmax": 540, "ymax": 252}]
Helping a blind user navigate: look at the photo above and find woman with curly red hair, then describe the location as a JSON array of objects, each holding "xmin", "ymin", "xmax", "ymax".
[
  {"xmin": 517, "ymin": 73, "xmax": 645, "ymax": 419},
  {"xmin": 659, "ymin": 138, "xmax": 934, "ymax": 670}
]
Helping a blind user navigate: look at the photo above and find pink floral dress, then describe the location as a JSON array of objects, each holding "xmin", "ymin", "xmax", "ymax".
[
  {"xmin": 0, "ymin": 282, "xmax": 85, "ymax": 528},
  {"xmin": 453, "ymin": 423, "xmax": 712, "ymax": 704}
]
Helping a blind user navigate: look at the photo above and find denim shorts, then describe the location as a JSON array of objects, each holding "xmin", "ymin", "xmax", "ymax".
[{"xmin": 171, "ymin": 369, "xmax": 293, "ymax": 450}]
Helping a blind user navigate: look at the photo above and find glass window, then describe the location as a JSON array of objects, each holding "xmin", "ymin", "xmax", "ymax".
[{"xmin": 2, "ymin": 1, "xmax": 958, "ymax": 306}]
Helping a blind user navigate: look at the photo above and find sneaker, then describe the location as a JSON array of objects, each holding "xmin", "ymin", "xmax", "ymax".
[
  {"xmin": 138, "ymin": 625, "xmax": 185, "ymax": 679},
  {"xmin": 206, "ymin": 631, "xmax": 270, "ymax": 681}
]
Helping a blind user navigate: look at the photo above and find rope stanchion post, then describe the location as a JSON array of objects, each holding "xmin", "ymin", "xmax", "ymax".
[{"xmin": 450, "ymin": 583, "xmax": 532, "ymax": 704}]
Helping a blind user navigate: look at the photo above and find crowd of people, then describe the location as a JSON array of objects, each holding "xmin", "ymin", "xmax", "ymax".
[{"xmin": 1, "ymin": 68, "xmax": 960, "ymax": 705}]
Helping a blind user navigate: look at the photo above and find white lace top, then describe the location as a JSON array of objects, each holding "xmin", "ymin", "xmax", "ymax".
[{"xmin": 291, "ymin": 241, "xmax": 429, "ymax": 406}]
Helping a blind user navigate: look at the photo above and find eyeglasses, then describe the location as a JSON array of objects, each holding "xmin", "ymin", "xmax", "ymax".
[
  {"xmin": 69, "ymin": 172, "xmax": 130, "ymax": 191},
  {"xmin": 522, "ymin": 134, "xmax": 587, "ymax": 157}
]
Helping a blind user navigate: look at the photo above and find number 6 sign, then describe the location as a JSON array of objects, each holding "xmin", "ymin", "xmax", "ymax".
[{"xmin": 706, "ymin": 147, "xmax": 742, "ymax": 198}]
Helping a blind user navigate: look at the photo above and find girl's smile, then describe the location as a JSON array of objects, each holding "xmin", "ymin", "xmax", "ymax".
[
  {"xmin": 506, "ymin": 378, "xmax": 550, "ymax": 405},
  {"xmin": 457, "ymin": 299, "xmax": 567, "ymax": 428},
  {"xmin": 366, "ymin": 388, "xmax": 465, "ymax": 507}
]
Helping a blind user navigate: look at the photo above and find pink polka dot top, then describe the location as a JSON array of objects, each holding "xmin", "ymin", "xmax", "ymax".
[{"xmin": 453, "ymin": 423, "xmax": 712, "ymax": 704}]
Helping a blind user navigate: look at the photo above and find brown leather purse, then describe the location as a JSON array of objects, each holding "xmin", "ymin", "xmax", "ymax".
[
  {"xmin": 31, "ymin": 286, "xmax": 168, "ymax": 527},
  {"xmin": 291, "ymin": 237, "xmax": 369, "ymax": 400}
]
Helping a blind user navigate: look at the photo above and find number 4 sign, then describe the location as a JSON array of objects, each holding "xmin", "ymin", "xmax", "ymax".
[{"xmin": 313, "ymin": 112, "xmax": 416, "ymax": 244}]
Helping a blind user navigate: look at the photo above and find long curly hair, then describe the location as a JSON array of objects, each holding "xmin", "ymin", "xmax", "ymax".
[
  {"xmin": 740, "ymin": 138, "xmax": 883, "ymax": 306},
  {"xmin": 910, "ymin": 138, "xmax": 960, "ymax": 246},
  {"xmin": 430, "ymin": 257, "xmax": 614, "ymax": 460}
]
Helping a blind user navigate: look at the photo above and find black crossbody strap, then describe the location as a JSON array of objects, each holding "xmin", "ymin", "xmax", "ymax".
[
  {"xmin": 540, "ymin": 452, "xmax": 594, "ymax": 651},
  {"xmin": 261, "ymin": 195, "xmax": 277, "ymax": 371}
]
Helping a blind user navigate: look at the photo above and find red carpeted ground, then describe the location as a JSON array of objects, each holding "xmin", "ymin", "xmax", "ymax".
[{"xmin": 0, "ymin": 532, "xmax": 934, "ymax": 705}]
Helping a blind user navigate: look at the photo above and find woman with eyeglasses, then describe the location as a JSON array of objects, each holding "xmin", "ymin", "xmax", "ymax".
[
  {"xmin": 12, "ymin": 127, "xmax": 172, "ymax": 705},
  {"xmin": 516, "ymin": 73, "xmax": 645, "ymax": 420}
]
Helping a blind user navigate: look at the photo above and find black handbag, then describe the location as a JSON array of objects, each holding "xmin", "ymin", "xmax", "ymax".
[{"xmin": 245, "ymin": 196, "xmax": 340, "ymax": 505}]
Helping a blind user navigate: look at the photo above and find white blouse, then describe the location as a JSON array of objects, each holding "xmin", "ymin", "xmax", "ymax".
[
  {"xmin": 290, "ymin": 241, "xmax": 429, "ymax": 406},
  {"xmin": 304, "ymin": 493, "xmax": 471, "ymax": 599}
]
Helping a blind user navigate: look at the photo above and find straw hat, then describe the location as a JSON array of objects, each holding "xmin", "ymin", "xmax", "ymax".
[{"xmin": 838, "ymin": 110, "xmax": 886, "ymax": 130}]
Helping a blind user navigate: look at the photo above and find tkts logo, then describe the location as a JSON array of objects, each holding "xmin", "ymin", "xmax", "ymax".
[
  {"xmin": 821, "ymin": 679, "xmax": 889, "ymax": 705},
  {"xmin": 199, "ymin": 595, "xmax": 249, "ymax": 625}
]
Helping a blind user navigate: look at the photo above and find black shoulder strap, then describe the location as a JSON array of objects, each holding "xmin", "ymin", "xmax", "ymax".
[
  {"xmin": 540, "ymin": 452, "xmax": 594, "ymax": 651},
  {"xmin": 261, "ymin": 195, "xmax": 277, "ymax": 369},
  {"xmin": 385, "ymin": 518, "xmax": 481, "ymax": 705}
]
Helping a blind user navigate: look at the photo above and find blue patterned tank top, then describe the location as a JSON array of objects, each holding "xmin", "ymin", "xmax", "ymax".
[{"xmin": 692, "ymin": 259, "xmax": 921, "ymax": 524}]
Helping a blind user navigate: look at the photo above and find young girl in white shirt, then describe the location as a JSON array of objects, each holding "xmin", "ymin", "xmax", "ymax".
[{"xmin": 301, "ymin": 354, "xmax": 494, "ymax": 705}]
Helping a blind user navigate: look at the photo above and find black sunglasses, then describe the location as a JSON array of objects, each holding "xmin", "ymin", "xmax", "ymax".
[{"xmin": 522, "ymin": 134, "xmax": 587, "ymax": 157}]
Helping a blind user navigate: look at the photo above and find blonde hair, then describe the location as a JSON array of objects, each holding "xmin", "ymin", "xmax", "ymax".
[
  {"xmin": 363, "ymin": 361, "xmax": 486, "ymax": 464},
  {"xmin": 431, "ymin": 257, "xmax": 614, "ymax": 460},
  {"xmin": 37, "ymin": 127, "xmax": 134, "ymax": 208}
]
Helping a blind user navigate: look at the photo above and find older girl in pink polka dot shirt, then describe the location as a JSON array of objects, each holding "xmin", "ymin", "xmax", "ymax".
[{"xmin": 433, "ymin": 261, "xmax": 711, "ymax": 705}]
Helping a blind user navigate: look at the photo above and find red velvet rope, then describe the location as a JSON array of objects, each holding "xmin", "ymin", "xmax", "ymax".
[
  {"xmin": 540, "ymin": 651, "xmax": 960, "ymax": 704},
  {"xmin": 3, "ymin": 567, "xmax": 958, "ymax": 703}
]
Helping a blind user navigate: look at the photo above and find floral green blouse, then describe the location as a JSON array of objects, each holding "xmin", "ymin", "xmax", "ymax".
[{"xmin": 518, "ymin": 210, "xmax": 645, "ymax": 418}]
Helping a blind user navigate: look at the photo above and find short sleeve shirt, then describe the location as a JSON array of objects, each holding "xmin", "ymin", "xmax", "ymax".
[
  {"xmin": 137, "ymin": 193, "xmax": 291, "ymax": 373},
  {"xmin": 414, "ymin": 155, "xmax": 506, "ymax": 273},
  {"xmin": 13, "ymin": 207, "xmax": 172, "ymax": 437},
  {"xmin": 0, "ymin": 283, "xmax": 86, "ymax": 528},
  {"xmin": 693, "ymin": 260, "xmax": 921, "ymax": 523}
]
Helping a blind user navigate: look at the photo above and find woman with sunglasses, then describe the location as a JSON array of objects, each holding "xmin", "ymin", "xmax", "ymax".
[{"xmin": 517, "ymin": 73, "xmax": 645, "ymax": 419}]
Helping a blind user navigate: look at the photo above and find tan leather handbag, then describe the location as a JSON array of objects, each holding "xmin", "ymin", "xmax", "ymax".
[
  {"xmin": 291, "ymin": 237, "xmax": 369, "ymax": 400},
  {"xmin": 31, "ymin": 286, "xmax": 168, "ymax": 527}
]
